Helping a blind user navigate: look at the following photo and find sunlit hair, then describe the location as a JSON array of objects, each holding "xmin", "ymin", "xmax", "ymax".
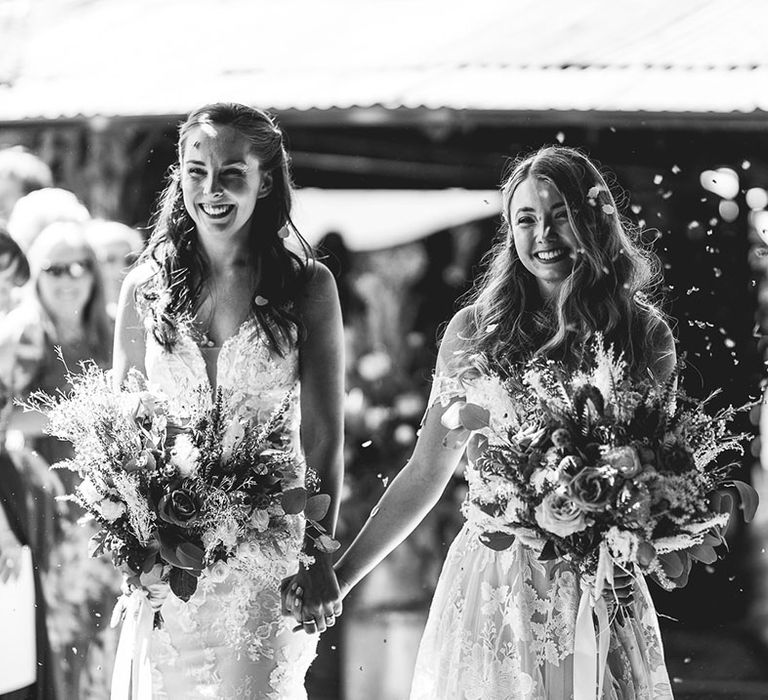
[
  {"xmin": 138, "ymin": 102, "xmax": 313, "ymax": 353},
  {"xmin": 26, "ymin": 221, "xmax": 113, "ymax": 364},
  {"xmin": 0, "ymin": 147, "xmax": 53, "ymax": 194},
  {"xmin": 463, "ymin": 145, "xmax": 667, "ymax": 377},
  {"xmin": 8, "ymin": 187, "xmax": 90, "ymax": 252}
]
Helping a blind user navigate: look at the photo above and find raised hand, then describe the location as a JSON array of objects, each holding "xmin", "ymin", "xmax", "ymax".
[{"xmin": 281, "ymin": 552, "xmax": 342, "ymax": 634}]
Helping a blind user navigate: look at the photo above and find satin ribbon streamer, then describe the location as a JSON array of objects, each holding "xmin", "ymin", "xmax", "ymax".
[
  {"xmin": 573, "ymin": 543, "xmax": 612, "ymax": 700},
  {"xmin": 111, "ymin": 589, "xmax": 154, "ymax": 700}
]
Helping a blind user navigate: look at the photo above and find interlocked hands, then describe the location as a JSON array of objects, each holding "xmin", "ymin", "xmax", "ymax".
[{"xmin": 280, "ymin": 552, "xmax": 343, "ymax": 634}]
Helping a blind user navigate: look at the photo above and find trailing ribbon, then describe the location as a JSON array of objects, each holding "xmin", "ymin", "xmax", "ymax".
[
  {"xmin": 573, "ymin": 544, "xmax": 612, "ymax": 700},
  {"xmin": 110, "ymin": 589, "xmax": 154, "ymax": 700}
]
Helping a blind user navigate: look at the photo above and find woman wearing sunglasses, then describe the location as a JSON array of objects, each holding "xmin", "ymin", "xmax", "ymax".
[{"xmin": 0, "ymin": 220, "xmax": 117, "ymax": 700}]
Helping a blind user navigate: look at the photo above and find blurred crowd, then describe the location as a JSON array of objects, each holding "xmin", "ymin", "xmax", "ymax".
[{"xmin": 0, "ymin": 146, "xmax": 144, "ymax": 700}]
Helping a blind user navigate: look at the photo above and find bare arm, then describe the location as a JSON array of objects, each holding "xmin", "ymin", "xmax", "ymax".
[
  {"xmin": 283, "ymin": 264, "xmax": 346, "ymax": 633},
  {"xmin": 298, "ymin": 263, "xmax": 345, "ymax": 538},
  {"xmin": 333, "ymin": 306, "xmax": 475, "ymax": 597},
  {"xmin": 112, "ymin": 264, "xmax": 151, "ymax": 388}
]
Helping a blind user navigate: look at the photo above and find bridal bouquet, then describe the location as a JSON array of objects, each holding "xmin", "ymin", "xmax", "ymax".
[
  {"xmin": 25, "ymin": 363, "xmax": 338, "ymax": 619},
  {"xmin": 444, "ymin": 335, "xmax": 758, "ymax": 592}
]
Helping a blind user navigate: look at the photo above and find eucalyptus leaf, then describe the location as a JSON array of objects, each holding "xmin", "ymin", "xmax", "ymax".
[
  {"xmin": 314, "ymin": 534, "xmax": 341, "ymax": 554},
  {"xmin": 659, "ymin": 551, "xmax": 684, "ymax": 578},
  {"xmin": 169, "ymin": 567, "xmax": 198, "ymax": 602},
  {"xmin": 305, "ymin": 494, "xmax": 331, "ymax": 521},
  {"xmin": 282, "ymin": 487, "xmax": 308, "ymax": 515},
  {"xmin": 459, "ymin": 403, "xmax": 490, "ymax": 431},
  {"xmin": 479, "ymin": 531, "xmax": 515, "ymax": 551},
  {"xmin": 730, "ymin": 480, "xmax": 760, "ymax": 523},
  {"xmin": 175, "ymin": 542, "xmax": 205, "ymax": 572},
  {"xmin": 688, "ymin": 543, "xmax": 718, "ymax": 564},
  {"xmin": 443, "ymin": 427, "xmax": 470, "ymax": 450}
]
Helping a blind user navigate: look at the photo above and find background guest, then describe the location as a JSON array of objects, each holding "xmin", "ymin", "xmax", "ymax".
[
  {"xmin": 84, "ymin": 219, "xmax": 145, "ymax": 318},
  {"xmin": 0, "ymin": 221, "xmax": 117, "ymax": 699},
  {"xmin": 0, "ymin": 148, "xmax": 53, "ymax": 228},
  {"xmin": 7, "ymin": 188, "xmax": 89, "ymax": 252}
]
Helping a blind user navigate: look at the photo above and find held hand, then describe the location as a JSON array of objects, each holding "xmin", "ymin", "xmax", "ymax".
[
  {"xmin": 603, "ymin": 564, "xmax": 634, "ymax": 607},
  {"xmin": 281, "ymin": 552, "xmax": 342, "ymax": 635}
]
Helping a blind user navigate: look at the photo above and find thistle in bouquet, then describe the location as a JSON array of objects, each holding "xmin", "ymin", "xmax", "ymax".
[
  {"xmin": 442, "ymin": 335, "xmax": 758, "ymax": 597},
  {"xmin": 24, "ymin": 362, "xmax": 339, "ymax": 626}
]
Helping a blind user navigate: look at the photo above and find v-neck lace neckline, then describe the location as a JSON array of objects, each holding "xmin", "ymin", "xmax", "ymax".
[{"xmin": 187, "ymin": 317, "xmax": 256, "ymax": 396}]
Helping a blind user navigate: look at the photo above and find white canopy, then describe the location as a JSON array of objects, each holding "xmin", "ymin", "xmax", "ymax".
[{"xmin": 293, "ymin": 189, "xmax": 501, "ymax": 251}]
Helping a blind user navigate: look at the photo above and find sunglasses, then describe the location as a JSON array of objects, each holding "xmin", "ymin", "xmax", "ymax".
[{"xmin": 40, "ymin": 260, "xmax": 94, "ymax": 279}]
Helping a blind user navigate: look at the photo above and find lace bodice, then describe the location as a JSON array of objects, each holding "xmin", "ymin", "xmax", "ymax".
[
  {"xmin": 143, "ymin": 319, "xmax": 316, "ymax": 699},
  {"xmin": 145, "ymin": 318, "xmax": 301, "ymax": 442}
]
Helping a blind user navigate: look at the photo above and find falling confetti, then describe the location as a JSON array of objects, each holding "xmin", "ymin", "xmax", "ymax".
[
  {"xmin": 587, "ymin": 186, "xmax": 601, "ymax": 199},
  {"xmin": 602, "ymin": 204, "xmax": 615, "ymax": 215},
  {"xmin": 685, "ymin": 287, "xmax": 700, "ymax": 295},
  {"xmin": 742, "ymin": 160, "xmax": 752, "ymax": 170},
  {"xmin": 719, "ymin": 200, "xmax": 739, "ymax": 222},
  {"xmin": 671, "ymin": 165, "xmax": 681, "ymax": 174},
  {"xmin": 700, "ymin": 168, "xmax": 740, "ymax": 199},
  {"xmin": 631, "ymin": 204, "xmax": 642, "ymax": 214},
  {"xmin": 746, "ymin": 188, "xmax": 768, "ymax": 210},
  {"xmin": 555, "ymin": 132, "xmax": 565, "ymax": 143},
  {"xmin": 653, "ymin": 174, "xmax": 663, "ymax": 185},
  {"xmin": 713, "ymin": 267, "xmax": 722, "ymax": 278},
  {"xmin": 361, "ymin": 440, "xmax": 372, "ymax": 448}
]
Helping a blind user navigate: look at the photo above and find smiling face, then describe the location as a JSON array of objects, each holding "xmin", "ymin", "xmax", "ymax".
[
  {"xmin": 36, "ymin": 240, "xmax": 94, "ymax": 318},
  {"xmin": 180, "ymin": 123, "xmax": 270, "ymax": 246},
  {"xmin": 509, "ymin": 176, "xmax": 579, "ymax": 299}
]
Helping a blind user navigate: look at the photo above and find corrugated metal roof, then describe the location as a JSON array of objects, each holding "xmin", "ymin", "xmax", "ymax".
[{"xmin": 1, "ymin": 0, "xmax": 767, "ymax": 121}]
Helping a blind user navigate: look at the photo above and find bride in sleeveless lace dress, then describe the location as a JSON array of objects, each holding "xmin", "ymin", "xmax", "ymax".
[
  {"xmin": 327, "ymin": 147, "xmax": 678, "ymax": 698},
  {"xmin": 113, "ymin": 103, "xmax": 344, "ymax": 699}
]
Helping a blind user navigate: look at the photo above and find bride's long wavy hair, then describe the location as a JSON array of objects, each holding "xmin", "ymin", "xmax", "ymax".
[
  {"xmin": 462, "ymin": 146, "xmax": 667, "ymax": 377},
  {"xmin": 138, "ymin": 102, "xmax": 313, "ymax": 354}
]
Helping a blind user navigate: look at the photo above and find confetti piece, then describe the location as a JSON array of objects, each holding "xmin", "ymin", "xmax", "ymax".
[
  {"xmin": 254, "ymin": 295, "xmax": 269, "ymax": 306},
  {"xmin": 700, "ymin": 168, "xmax": 739, "ymax": 199},
  {"xmin": 361, "ymin": 440, "xmax": 372, "ymax": 448},
  {"xmin": 671, "ymin": 165, "xmax": 681, "ymax": 174},
  {"xmin": 742, "ymin": 160, "xmax": 751, "ymax": 170},
  {"xmin": 602, "ymin": 204, "xmax": 615, "ymax": 215},
  {"xmin": 653, "ymin": 174, "xmax": 663, "ymax": 185},
  {"xmin": 587, "ymin": 186, "xmax": 600, "ymax": 199},
  {"xmin": 555, "ymin": 132, "xmax": 565, "ymax": 143},
  {"xmin": 746, "ymin": 187, "xmax": 768, "ymax": 210}
]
